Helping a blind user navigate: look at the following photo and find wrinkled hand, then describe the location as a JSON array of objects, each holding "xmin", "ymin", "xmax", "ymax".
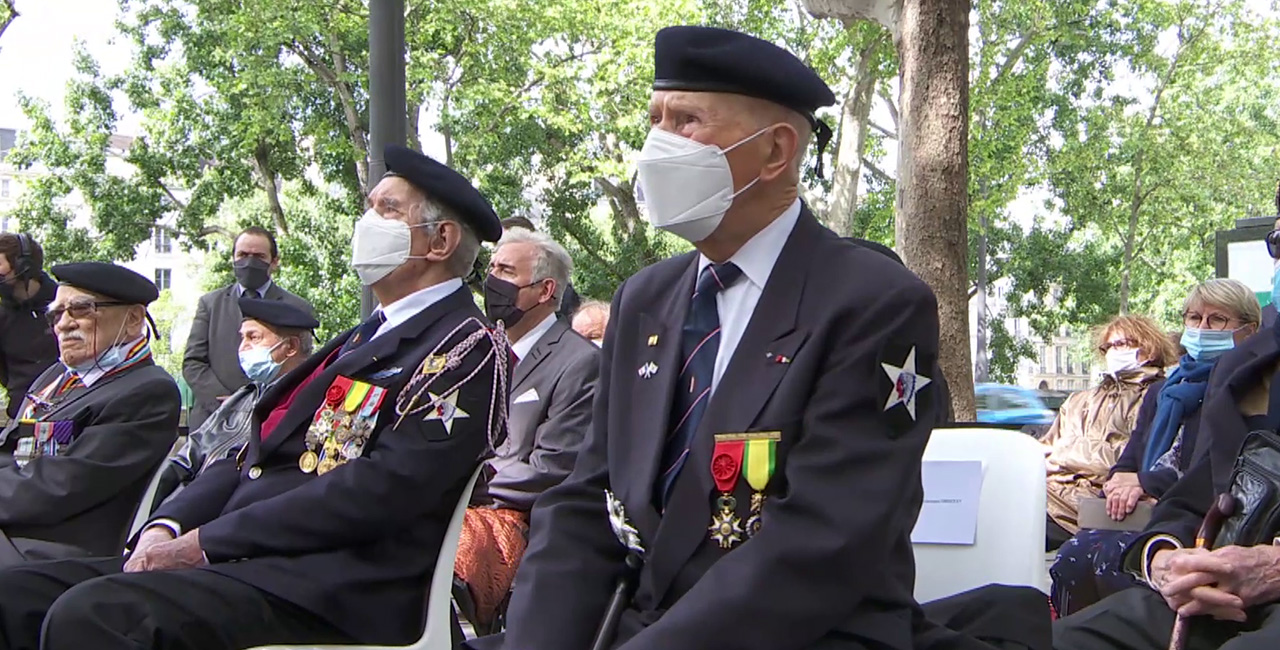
[
  {"xmin": 1106, "ymin": 485, "xmax": 1147, "ymax": 520},
  {"xmin": 123, "ymin": 529, "xmax": 207, "ymax": 573},
  {"xmin": 122, "ymin": 526, "xmax": 176, "ymax": 572},
  {"xmin": 1203, "ymin": 545, "xmax": 1280, "ymax": 609},
  {"xmin": 1150, "ymin": 548, "xmax": 1246, "ymax": 622}
]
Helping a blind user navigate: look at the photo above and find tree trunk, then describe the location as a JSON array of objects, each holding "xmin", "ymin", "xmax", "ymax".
[
  {"xmin": 253, "ymin": 142, "xmax": 289, "ymax": 235},
  {"xmin": 828, "ymin": 35, "xmax": 883, "ymax": 236},
  {"xmin": 895, "ymin": 0, "xmax": 974, "ymax": 420}
]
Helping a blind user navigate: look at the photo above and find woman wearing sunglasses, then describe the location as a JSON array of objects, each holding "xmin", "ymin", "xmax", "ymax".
[{"xmin": 1042, "ymin": 314, "xmax": 1177, "ymax": 552}]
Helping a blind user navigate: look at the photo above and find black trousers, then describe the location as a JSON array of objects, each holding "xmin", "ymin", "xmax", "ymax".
[
  {"xmin": 1053, "ymin": 587, "xmax": 1280, "ymax": 650},
  {"xmin": 0, "ymin": 557, "xmax": 355, "ymax": 650}
]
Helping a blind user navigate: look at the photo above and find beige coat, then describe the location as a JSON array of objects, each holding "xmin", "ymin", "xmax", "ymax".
[{"xmin": 1043, "ymin": 366, "xmax": 1163, "ymax": 533}]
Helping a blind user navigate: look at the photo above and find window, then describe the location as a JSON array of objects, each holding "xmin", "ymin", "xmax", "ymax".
[
  {"xmin": 154, "ymin": 268, "xmax": 172, "ymax": 291},
  {"xmin": 152, "ymin": 227, "xmax": 173, "ymax": 254},
  {"xmin": 1055, "ymin": 346, "xmax": 1063, "ymax": 373},
  {"xmin": 1039, "ymin": 346, "xmax": 1047, "ymax": 373},
  {"xmin": 1, "ymin": 178, "xmax": 9, "ymax": 198},
  {"xmin": 1067, "ymin": 355, "xmax": 1075, "ymax": 375}
]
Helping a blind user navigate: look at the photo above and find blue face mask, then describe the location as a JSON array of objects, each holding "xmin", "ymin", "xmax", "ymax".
[
  {"xmin": 1272, "ymin": 265, "xmax": 1280, "ymax": 311},
  {"xmin": 238, "ymin": 342, "xmax": 284, "ymax": 384},
  {"xmin": 1180, "ymin": 328, "xmax": 1236, "ymax": 361}
]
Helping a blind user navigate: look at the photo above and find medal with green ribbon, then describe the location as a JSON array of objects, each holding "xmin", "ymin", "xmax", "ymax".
[{"xmin": 740, "ymin": 434, "xmax": 779, "ymax": 538}]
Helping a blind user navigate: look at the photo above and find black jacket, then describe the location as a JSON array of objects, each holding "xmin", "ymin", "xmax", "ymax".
[
  {"xmin": 150, "ymin": 286, "xmax": 505, "ymax": 645},
  {"xmin": 482, "ymin": 207, "xmax": 944, "ymax": 650},
  {"xmin": 0, "ymin": 357, "xmax": 180, "ymax": 561},
  {"xmin": 0, "ymin": 273, "xmax": 59, "ymax": 420}
]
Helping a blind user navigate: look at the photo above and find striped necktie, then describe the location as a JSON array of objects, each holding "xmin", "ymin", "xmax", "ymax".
[{"xmin": 655, "ymin": 262, "xmax": 743, "ymax": 509}]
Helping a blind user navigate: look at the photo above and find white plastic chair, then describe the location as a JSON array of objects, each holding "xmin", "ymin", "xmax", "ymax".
[
  {"xmin": 126, "ymin": 462, "xmax": 171, "ymax": 541},
  {"xmin": 912, "ymin": 427, "xmax": 1048, "ymax": 602},
  {"xmin": 249, "ymin": 465, "xmax": 484, "ymax": 650}
]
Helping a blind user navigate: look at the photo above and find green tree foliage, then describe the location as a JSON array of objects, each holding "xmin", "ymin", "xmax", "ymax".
[{"xmin": 3, "ymin": 0, "xmax": 1279, "ymax": 388}]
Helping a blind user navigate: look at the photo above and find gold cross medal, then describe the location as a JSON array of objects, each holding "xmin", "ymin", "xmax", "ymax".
[
  {"xmin": 721, "ymin": 432, "xmax": 780, "ymax": 539},
  {"xmin": 708, "ymin": 436, "xmax": 746, "ymax": 549}
]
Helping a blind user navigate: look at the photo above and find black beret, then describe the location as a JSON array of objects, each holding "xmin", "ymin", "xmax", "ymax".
[
  {"xmin": 653, "ymin": 26, "xmax": 836, "ymax": 120},
  {"xmin": 238, "ymin": 297, "xmax": 320, "ymax": 330},
  {"xmin": 51, "ymin": 262, "xmax": 159, "ymax": 305},
  {"xmin": 384, "ymin": 145, "xmax": 502, "ymax": 243}
]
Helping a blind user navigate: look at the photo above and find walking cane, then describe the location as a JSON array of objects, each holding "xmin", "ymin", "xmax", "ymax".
[
  {"xmin": 1167, "ymin": 493, "xmax": 1236, "ymax": 650},
  {"xmin": 589, "ymin": 552, "xmax": 643, "ymax": 650}
]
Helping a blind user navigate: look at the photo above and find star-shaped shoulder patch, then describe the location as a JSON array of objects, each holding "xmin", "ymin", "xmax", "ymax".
[
  {"xmin": 421, "ymin": 391, "xmax": 470, "ymax": 435},
  {"xmin": 881, "ymin": 346, "xmax": 932, "ymax": 421}
]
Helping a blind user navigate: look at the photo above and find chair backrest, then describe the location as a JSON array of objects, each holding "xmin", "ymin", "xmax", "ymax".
[
  {"xmin": 417, "ymin": 465, "xmax": 484, "ymax": 650},
  {"xmin": 912, "ymin": 427, "xmax": 1048, "ymax": 603},
  {"xmin": 126, "ymin": 462, "xmax": 170, "ymax": 542},
  {"xmin": 243, "ymin": 464, "xmax": 485, "ymax": 650}
]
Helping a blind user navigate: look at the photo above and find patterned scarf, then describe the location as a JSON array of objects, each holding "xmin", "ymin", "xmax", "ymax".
[{"xmin": 1142, "ymin": 354, "xmax": 1216, "ymax": 470}]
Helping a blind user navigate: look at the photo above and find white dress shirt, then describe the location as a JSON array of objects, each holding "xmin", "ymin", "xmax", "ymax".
[
  {"xmin": 511, "ymin": 313, "xmax": 558, "ymax": 363},
  {"xmin": 371, "ymin": 278, "xmax": 463, "ymax": 341},
  {"xmin": 697, "ymin": 198, "xmax": 801, "ymax": 394}
]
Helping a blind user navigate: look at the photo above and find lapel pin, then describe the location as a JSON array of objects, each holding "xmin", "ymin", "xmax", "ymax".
[
  {"xmin": 766, "ymin": 352, "xmax": 791, "ymax": 364},
  {"xmin": 638, "ymin": 362, "xmax": 659, "ymax": 379},
  {"xmin": 647, "ymin": 335, "xmax": 659, "ymax": 347}
]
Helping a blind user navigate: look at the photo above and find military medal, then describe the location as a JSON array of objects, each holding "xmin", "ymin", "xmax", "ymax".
[
  {"xmin": 298, "ymin": 450, "xmax": 319, "ymax": 473},
  {"xmin": 708, "ymin": 438, "xmax": 745, "ymax": 549},
  {"xmin": 739, "ymin": 432, "xmax": 780, "ymax": 538}
]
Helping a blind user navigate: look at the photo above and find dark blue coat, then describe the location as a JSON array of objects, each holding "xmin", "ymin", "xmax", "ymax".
[{"xmin": 150, "ymin": 287, "xmax": 504, "ymax": 645}]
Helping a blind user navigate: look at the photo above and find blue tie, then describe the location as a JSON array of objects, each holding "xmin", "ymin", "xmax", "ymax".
[
  {"xmin": 655, "ymin": 262, "xmax": 743, "ymax": 509},
  {"xmin": 340, "ymin": 312, "xmax": 386, "ymax": 356}
]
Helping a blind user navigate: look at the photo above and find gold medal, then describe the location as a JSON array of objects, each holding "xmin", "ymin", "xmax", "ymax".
[
  {"xmin": 745, "ymin": 492, "xmax": 765, "ymax": 538},
  {"xmin": 708, "ymin": 495, "xmax": 743, "ymax": 549},
  {"xmin": 317, "ymin": 455, "xmax": 339, "ymax": 475},
  {"xmin": 298, "ymin": 450, "xmax": 319, "ymax": 474}
]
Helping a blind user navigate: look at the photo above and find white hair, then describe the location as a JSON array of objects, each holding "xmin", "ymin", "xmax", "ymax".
[
  {"xmin": 416, "ymin": 198, "xmax": 481, "ymax": 279},
  {"xmin": 496, "ymin": 227, "xmax": 574, "ymax": 308}
]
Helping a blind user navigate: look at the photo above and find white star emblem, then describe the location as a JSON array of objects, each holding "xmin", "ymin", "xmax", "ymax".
[
  {"xmin": 881, "ymin": 347, "xmax": 932, "ymax": 421},
  {"xmin": 421, "ymin": 391, "xmax": 470, "ymax": 435}
]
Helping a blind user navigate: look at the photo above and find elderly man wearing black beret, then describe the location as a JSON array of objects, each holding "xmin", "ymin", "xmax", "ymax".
[
  {"xmin": 473, "ymin": 25, "xmax": 1045, "ymax": 650},
  {"xmin": 0, "ymin": 147, "xmax": 511, "ymax": 650},
  {"xmin": 152, "ymin": 297, "xmax": 319, "ymax": 508},
  {"xmin": 0, "ymin": 262, "xmax": 180, "ymax": 568}
]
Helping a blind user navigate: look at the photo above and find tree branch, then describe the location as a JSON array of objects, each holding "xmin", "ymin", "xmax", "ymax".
[
  {"xmin": 252, "ymin": 141, "xmax": 289, "ymax": 235},
  {"xmin": 198, "ymin": 225, "xmax": 235, "ymax": 241},
  {"xmin": 868, "ymin": 121, "xmax": 897, "ymax": 140},
  {"xmin": 862, "ymin": 157, "xmax": 893, "ymax": 183},
  {"xmin": 878, "ymin": 87, "xmax": 899, "ymax": 130}
]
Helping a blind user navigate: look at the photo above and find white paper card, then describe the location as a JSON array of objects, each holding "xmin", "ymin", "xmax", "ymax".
[{"xmin": 910, "ymin": 460, "xmax": 984, "ymax": 546}]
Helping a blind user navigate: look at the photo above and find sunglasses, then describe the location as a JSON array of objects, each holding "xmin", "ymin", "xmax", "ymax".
[
  {"xmin": 45, "ymin": 301, "xmax": 129, "ymax": 327},
  {"xmin": 1266, "ymin": 229, "xmax": 1280, "ymax": 260}
]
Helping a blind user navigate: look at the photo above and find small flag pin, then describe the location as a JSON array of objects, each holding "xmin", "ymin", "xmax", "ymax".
[{"xmin": 638, "ymin": 361, "xmax": 659, "ymax": 379}]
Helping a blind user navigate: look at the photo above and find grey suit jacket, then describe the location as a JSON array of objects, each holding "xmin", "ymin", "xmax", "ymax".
[
  {"xmin": 182, "ymin": 281, "xmax": 313, "ymax": 429},
  {"xmin": 482, "ymin": 318, "xmax": 599, "ymax": 511},
  {"xmin": 0, "ymin": 358, "xmax": 180, "ymax": 566}
]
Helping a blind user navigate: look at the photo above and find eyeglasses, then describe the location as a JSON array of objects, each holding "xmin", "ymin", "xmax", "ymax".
[
  {"xmin": 1182, "ymin": 311, "xmax": 1238, "ymax": 331},
  {"xmin": 45, "ymin": 301, "xmax": 128, "ymax": 327},
  {"xmin": 1266, "ymin": 230, "xmax": 1280, "ymax": 260},
  {"xmin": 1098, "ymin": 338, "xmax": 1139, "ymax": 354}
]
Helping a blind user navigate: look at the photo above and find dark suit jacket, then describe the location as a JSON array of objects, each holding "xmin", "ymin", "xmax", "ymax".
[
  {"xmin": 151, "ymin": 286, "xmax": 504, "ymax": 645},
  {"xmin": 1126, "ymin": 330, "xmax": 1277, "ymax": 553},
  {"xmin": 482, "ymin": 207, "xmax": 942, "ymax": 650},
  {"xmin": 182, "ymin": 282, "xmax": 313, "ymax": 429},
  {"xmin": 479, "ymin": 317, "xmax": 598, "ymax": 511},
  {"xmin": 0, "ymin": 358, "xmax": 179, "ymax": 563},
  {"xmin": 155, "ymin": 381, "xmax": 261, "ymax": 508}
]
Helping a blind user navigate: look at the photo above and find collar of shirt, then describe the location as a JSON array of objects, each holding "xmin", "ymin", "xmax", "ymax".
[
  {"xmin": 511, "ymin": 312, "xmax": 559, "ymax": 362},
  {"xmin": 236, "ymin": 279, "xmax": 274, "ymax": 298},
  {"xmin": 696, "ymin": 198, "xmax": 802, "ymax": 289},
  {"xmin": 75, "ymin": 336, "xmax": 146, "ymax": 388},
  {"xmin": 372, "ymin": 278, "xmax": 464, "ymax": 341}
]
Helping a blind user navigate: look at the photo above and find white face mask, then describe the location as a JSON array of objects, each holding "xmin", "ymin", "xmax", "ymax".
[
  {"xmin": 1104, "ymin": 348, "xmax": 1142, "ymax": 377},
  {"xmin": 350, "ymin": 209, "xmax": 432, "ymax": 286},
  {"xmin": 635, "ymin": 127, "xmax": 768, "ymax": 242}
]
